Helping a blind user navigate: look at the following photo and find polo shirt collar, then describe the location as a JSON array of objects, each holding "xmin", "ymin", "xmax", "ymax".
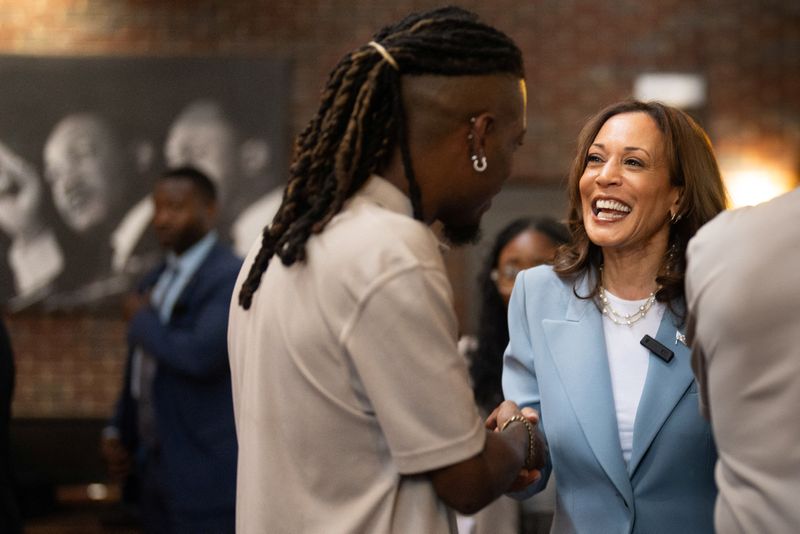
[
  {"xmin": 357, "ymin": 175, "xmax": 414, "ymax": 218},
  {"xmin": 357, "ymin": 174, "xmax": 451, "ymax": 253}
]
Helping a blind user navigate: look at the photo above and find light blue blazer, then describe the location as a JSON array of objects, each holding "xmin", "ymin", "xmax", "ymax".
[{"xmin": 503, "ymin": 266, "xmax": 716, "ymax": 534}]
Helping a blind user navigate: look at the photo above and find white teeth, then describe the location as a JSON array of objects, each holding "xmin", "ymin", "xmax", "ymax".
[
  {"xmin": 595, "ymin": 199, "xmax": 631, "ymax": 213},
  {"xmin": 597, "ymin": 210, "xmax": 626, "ymax": 221}
]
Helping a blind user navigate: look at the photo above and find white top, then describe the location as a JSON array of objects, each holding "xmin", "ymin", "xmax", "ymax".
[
  {"xmin": 601, "ymin": 291, "xmax": 665, "ymax": 464},
  {"xmin": 228, "ymin": 175, "xmax": 485, "ymax": 534}
]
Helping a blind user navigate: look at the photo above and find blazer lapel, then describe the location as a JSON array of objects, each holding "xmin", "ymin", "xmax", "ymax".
[
  {"xmin": 542, "ymin": 279, "xmax": 634, "ymax": 507},
  {"xmin": 628, "ymin": 308, "xmax": 693, "ymax": 476}
]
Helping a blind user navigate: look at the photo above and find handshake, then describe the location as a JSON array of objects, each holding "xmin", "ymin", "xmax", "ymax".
[{"xmin": 486, "ymin": 400, "xmax": 547, "ymax": 493}]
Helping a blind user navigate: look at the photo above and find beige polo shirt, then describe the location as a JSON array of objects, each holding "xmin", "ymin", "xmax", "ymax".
[
  {"xmin": 228, "ymin": 176, "xmax": 485, "ymax": 533},
  {"xmin": 686, "ymin": 187, "xmax": 800, "ymax": 534}
]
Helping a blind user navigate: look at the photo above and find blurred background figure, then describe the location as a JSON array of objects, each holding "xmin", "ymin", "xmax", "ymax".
[
  {"xmin": 468, "ymin": 216, "xmax": 569, "ymax": 410},
  {"xmin": 0, "ymin": 318, "xmax": 22, "ymax": 534},
  {"xmin": 116, "ymin": 98, "xmax": 275, "ymax": 266},
  {"xmin": 102, "ymin": 166, "xmax": 239, "ymax": 534},
  {"xmin": 0, "ymin": 140, "xmax": 63, "ymax": 307},
  {"xmin": 458, "ymin": 216, "xmax": 568, "ymax": 534}
]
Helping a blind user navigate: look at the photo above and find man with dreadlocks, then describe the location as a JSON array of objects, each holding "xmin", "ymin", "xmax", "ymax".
[{"xmin": 228, "ymin": 7, "xmax": 545, "ymax": 532}]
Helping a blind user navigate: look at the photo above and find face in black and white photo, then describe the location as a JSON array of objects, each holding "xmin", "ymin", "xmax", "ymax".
[
  {"xmin": 44, "ymin": 113, "xmax": 125, "ymax": 234},
  {"xmin": 164, "ymin": 100, "xmax": 238, "ymax": 207}
]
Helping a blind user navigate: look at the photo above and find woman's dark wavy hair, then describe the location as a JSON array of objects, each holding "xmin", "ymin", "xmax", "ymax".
[
  {"xmin": 469, "ymin": 217, "xmax": 569, "ymax": 412},
  {"xmin": 238, "ymin": 6, "xmax": 524, "ymax": 309},
  {"xmin": 553, "ymin": 100, "xmax": 728, "ymax": 321}
]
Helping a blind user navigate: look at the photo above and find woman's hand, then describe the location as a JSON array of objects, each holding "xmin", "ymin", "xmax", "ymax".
[{"xmin": 485, "ymin": 400, "xmax": 539, "ymax": 431}]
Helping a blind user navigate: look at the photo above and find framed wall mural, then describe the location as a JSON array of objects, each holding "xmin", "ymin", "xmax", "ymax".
[{"xmin": 0, "ymin": 56, "xmax": 290, "ymax": 311}]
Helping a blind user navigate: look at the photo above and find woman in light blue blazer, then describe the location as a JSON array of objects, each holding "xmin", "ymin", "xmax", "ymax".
[{"xmin": 503, "ymin": 100, "xmax": 727, "ymax": 534}]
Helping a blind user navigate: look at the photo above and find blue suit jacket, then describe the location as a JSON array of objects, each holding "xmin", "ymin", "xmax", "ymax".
[
  {"xmin": 113, "ymin": 242, "xmax": 241, "ymax": 528},
  {"xmin": 503, "ymin": 266, "xmax": 716, "ymax": 534}
]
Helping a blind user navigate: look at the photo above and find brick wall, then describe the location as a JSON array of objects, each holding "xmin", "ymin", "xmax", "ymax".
[
  {"xmin": 7, "ymin": 311, "xmax": 126, "ymax": 417},
  {"xmin": 2, "ymin": 0, "xmax": 798, "ymax": 418}
]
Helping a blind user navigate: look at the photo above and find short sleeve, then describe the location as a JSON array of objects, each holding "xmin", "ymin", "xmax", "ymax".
[{"xmin": 342, "ymin": 264, "xmax": 485, "ymax": 475}]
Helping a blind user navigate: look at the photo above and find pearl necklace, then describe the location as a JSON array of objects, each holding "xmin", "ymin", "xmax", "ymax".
[
  {"xmin": 598, "ymin": 267, "xmax": 658, "ymax": 326},
  {"xmin": 598, "ymin": 285, "xmax": 656, "ymax": 326}
]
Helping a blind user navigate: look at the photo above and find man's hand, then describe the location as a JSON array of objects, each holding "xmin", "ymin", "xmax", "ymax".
[
  {"xmin": 429, "ymin": 400, "xmax": 546, "ymax": 513},
  {"xmin": 485, "ymin": 401, "xmax": 544, "ymax": 491},
  {"xmin": 100, "ymin": 435, "xmax": 132, "ymax": 481}
]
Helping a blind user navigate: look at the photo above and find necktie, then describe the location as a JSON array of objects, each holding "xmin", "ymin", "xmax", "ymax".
[
  {"xmin": 150, "ymin": 262, "xmax": 180, "ymax": 321},
  {"xmin": 134, "ymin": 263, "xmax": 180, "ymax": 451}
]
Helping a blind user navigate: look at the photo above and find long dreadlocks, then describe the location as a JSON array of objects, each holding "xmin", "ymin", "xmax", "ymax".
[{"xmin": 238, "ymin": 6, "xmax": 524, "ymax": 309}]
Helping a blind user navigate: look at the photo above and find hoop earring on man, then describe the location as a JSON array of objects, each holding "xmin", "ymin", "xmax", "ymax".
[
  {"xmin": 468, "ymin": 116, "xmax": 488, "ymax": 173},
  {"xmin": 472, "ymin": 154, "xmax": 487, "ymax": 173}
]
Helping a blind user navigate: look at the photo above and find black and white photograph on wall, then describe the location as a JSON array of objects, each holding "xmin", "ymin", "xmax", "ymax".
[{"xmin": 0, "ymin": 55, "xmax": 290, "ymax": 312}]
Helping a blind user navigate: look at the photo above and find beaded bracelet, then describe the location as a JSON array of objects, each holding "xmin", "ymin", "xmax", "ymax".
[{"xmin": 501, "ymin": 414, "xmax": 535, "ymax": 470}]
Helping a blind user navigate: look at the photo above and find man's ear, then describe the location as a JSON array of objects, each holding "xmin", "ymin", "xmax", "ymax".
[
  {"xmin": 469, "ymin": 113, "xmax": 495, "ymax": 156},
  {"xmin": 469, "ymin": 112, "xmax": 495, "ymax": 148},
  {"xmin": 465, "ymin": 113, "xmax": 495, "ymax": 174}
]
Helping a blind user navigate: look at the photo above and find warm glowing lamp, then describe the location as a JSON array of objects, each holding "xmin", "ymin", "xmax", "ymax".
[{"xmin": 723, "ymin": 164, "xmax": 796, "ymax": 208}]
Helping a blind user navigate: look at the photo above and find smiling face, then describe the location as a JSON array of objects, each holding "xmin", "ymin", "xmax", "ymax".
[
  {"xmin": 579, "ymin": 111, "xmax": 680, "ymax": 257},
  {"xmin": 44, "ymin": 115, "xmax": 122, "ymax": 233}
]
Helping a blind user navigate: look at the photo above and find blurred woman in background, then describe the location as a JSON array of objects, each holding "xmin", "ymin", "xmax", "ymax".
[
  {"xmin": 469, "ymin": 217, "xmax": 569, "ymax": 411},
  {"xmin": 459, "ymin": 216, "xmax": 568, "ymax": 534}
]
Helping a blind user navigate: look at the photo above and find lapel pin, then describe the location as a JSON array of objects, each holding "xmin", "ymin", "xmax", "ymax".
[{"xmin": 675, "ymin": 331, "xmax": 687, "ymax": 346}]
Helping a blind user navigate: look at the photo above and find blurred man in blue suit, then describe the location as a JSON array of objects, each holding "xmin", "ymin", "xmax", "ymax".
[{"xmin": 101, "ymin": 166, "xmax": 240, "ymax": 534}]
